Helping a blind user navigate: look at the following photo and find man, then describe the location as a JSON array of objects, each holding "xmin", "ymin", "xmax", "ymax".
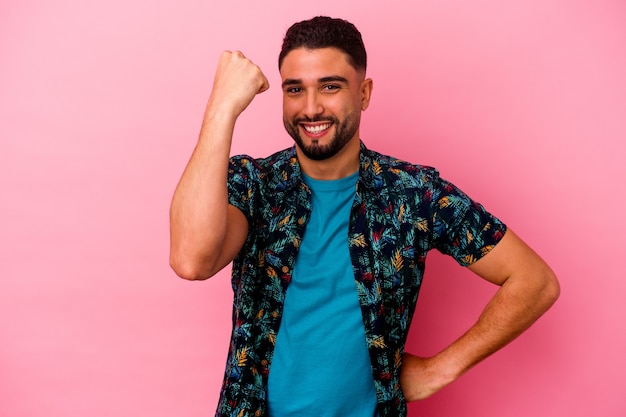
[{"xmin": 169, "ymin": 16, "xmax": 559, "ymax": 417}]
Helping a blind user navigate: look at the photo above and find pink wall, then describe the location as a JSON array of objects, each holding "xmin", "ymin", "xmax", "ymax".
[{"xmin": 2, "ymin": 0, "xmax": 625, "ymax": 416}]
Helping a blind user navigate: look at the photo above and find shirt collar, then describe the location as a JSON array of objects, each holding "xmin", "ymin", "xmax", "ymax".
[
  {"xmin": 274, "ymin": 141, "xmax": 385, "ymax": 193},
  {"xmin": 357, "ymin": 141, "xmax": 385, "ymax": 191}
]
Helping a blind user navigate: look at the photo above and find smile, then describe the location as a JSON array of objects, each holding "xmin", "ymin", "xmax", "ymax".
[{"xmin": 302, "ymin": 123, "xmax": 332, "ymax": 134}]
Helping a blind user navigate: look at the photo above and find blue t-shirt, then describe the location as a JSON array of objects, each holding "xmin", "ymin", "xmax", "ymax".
[{"xmin": 267, "ymin": 171, "xmax": 378, "ymax": 417}]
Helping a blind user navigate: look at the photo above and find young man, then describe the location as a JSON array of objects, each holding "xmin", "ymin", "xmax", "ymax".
[{"xmin": 169, "ymin": 16, "xmax": 559, "ymax": 417}]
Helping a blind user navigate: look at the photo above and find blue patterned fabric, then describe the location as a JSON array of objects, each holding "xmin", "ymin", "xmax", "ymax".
[{"xmin": 217, "ymin": 142, "xmax": 507, "ymax": 417}]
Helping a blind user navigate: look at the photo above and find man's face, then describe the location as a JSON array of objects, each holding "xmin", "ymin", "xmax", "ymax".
[{"xmin": 280, "ymin": 47, "xmax": 372, "ymax": 161}]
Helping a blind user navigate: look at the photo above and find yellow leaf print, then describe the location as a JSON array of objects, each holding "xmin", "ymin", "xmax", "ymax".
[
  {"xmin": 394, "ymin": 349, "xmax": 402, "ymax": 368},
  {"xmin": 369, "ymin": 335, "xmax": 387, "ymax": 349},
  {"xmin": 278, "ymin": 214, "xmax": 291, "ymax": 228},
  {"xmin": 372, "ymin": 160, "xmax": 382, "ymax": 175},
  {"xmin": 466, "ymin": 230, "xmax": 474, "ymax": 243},
  {"xmin": 350, "ymin": 233, "xmax": 367, "ymax": 247},
  {"xmin": 236, "ymin": 347, "xmax": 248, "ymax": 367},
  {"xmin": 392, "ymin": 250, "xmax": 404, "ymax": 272},
  {"xmin": 439, "ymin": 196, "xmax": 450, "ymax": 208},
  {"xmin": 397, "ymin": 203, "xmax": 406, "ymax": 222},
  {"xmin": 416, "ymin": 218, "xmax": 429, "ymax": 232},
  {"xmin": 461, "ymin": 254, "xmax": 476, "ymax": 265}
]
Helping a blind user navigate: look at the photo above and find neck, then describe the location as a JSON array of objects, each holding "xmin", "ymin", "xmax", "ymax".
[{"xmin": 296, "ymin": 137, "xmax": 361, "ymax": 180}]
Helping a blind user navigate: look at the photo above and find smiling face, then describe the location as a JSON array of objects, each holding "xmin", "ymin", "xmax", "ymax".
[{"xmin": 280, "ymin": 47, "xmax": 372, "ymax": 162}]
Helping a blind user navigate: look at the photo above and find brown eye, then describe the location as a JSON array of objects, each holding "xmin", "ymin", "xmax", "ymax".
[{"xmin": 322, "ymin": 84, "xmax": 340, "ymax": 92}]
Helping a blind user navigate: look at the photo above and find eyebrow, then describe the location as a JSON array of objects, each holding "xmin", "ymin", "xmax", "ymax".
[{"xmin": 281, "ymin": 75, "xmax": 349, "ymax": 88}]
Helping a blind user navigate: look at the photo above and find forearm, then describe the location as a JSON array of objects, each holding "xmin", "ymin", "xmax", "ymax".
[
  {"xmin": 169, "ymin": 109, "xmax": 236, "ymax": 280},
  {"xmin": 430, "ymin": 267, "xmax": 560, "ymax": 383}
]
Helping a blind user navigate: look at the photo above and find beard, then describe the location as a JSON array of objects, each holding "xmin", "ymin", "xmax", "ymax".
[{"xmin": 283, "ymin": 111, "xmax": 361, "ymax": 161}]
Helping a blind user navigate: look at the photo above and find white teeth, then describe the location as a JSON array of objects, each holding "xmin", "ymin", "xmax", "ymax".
[{"xmin": 304, "ymin": 123, "xmax": 331, "ymax": 134}]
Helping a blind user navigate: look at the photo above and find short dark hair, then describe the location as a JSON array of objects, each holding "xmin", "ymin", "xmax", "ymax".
[{"xmin": 278, "ymin": 16, "xmax": 367, "ymax": 72}]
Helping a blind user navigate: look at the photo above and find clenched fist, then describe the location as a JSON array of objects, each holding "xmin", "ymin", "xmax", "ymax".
[{"xmin": 206, "ymin": 50, "xmax": 270, "ymax": 119}]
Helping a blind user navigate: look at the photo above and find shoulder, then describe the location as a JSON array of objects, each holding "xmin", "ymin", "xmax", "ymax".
[
  {"xmin": 229, "ymin": 146, "xmax": 301, "ymax": 192},
  {"xmin": 229, "ymin": 146, "xmax": 295, "ymax": 173},
  {"xmin": 360, "ymin": 146, "xmax": 443, "ymax": 191}
]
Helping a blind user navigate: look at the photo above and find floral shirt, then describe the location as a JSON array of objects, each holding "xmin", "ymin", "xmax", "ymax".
[{"xmin": 217, "ymin": 142, "xmax": 507, "ymax": 417}]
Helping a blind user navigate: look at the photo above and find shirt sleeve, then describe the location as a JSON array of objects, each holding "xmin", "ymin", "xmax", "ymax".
[
  {"xmin": 428, "ymin": 171, "xmax": 507, "ymax": 266},
  {"xmin": 227, "ymin": 155, "xmax": 259, "ymax": 224}
]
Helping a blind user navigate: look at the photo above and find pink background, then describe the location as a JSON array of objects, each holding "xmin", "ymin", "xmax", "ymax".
[{"xmin": 2, "ymin": 0, "xmax": 625, "ymax": 416}]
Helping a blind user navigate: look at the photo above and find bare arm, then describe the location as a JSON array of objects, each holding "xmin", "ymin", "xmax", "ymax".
[
  {"xmin": 400, "ymin": 229, "xmax": 560, "ymax": 400},
  {"xmin": 169, "ymin": 51, "xmax": 269, "ymax": 280}
]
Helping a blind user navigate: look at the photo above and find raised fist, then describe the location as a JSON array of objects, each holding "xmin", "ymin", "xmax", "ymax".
[{"xmin": 207, "ymin": 50, "xmax": 270, "ymax": 118}]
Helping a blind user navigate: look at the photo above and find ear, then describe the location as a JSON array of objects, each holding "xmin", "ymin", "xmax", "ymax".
[{"xmin": 360, "ymin": 78, "xmax": 373, "ymax": 111}]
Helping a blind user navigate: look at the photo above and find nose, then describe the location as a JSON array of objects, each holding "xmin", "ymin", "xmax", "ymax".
[{"xmin": 303, "ymin": 91, "xmax": 323, "ymax": 120}]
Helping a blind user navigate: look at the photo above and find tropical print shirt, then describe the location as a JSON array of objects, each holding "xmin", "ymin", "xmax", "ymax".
[{"xmin": 217, "ymin": 142, "xmax": 507, "ymax": 417}]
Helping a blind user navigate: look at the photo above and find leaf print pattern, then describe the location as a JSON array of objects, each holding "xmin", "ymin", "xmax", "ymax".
[
  {"xmin": 236, "ymin": 347, "xmax": 248, "ymax": 367},
  {"xmin": 215, "ymin": 142, "xmax": 506, "ymax": 417}
]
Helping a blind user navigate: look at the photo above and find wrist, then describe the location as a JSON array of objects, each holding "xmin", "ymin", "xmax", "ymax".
[
  {"xmin": 429, "ymin": 353, "xmax": 463, "ymax": 387},
  {"xmin": 204, "ymin": 101, "xmax": 239, "ymax": 125}
]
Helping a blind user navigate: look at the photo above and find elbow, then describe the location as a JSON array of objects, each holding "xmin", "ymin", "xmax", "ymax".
[
  {"xmin": 169, "ymin": 254, "xmax": 215, "ymax": 281},
  {"xmin": 539, "ymin": 268, "xmax": 561, "ymax": 310},
  {"xmin": 548, "ymin": 273, "xmax": 561, "ymax": 304}
]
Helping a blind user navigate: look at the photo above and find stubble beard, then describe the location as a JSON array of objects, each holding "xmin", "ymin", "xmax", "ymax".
[{"xmin": 283, "ymin": 111, "xmax": 361, "ymax": 161}]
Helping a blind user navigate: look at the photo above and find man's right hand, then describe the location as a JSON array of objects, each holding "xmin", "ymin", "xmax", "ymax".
[{"xmin": 206, "ymin": 50, "xmax": 270, "ymax": 119}]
